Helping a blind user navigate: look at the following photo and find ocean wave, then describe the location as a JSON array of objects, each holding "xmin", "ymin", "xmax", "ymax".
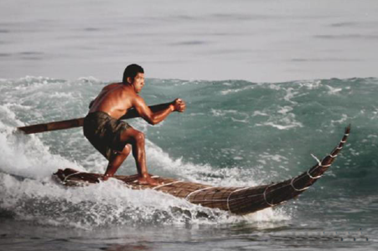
[{"xmin": 1, "ymin": 76, "xmax": 378, "ymax": 229}]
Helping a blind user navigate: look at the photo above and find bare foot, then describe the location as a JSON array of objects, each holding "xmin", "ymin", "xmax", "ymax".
[
  {"xmin": 137, "ymin": 175, "xmax": 160, "ymax": 186},
  {"xmin": 101, "ymin": 174, "xmax": 113, "ymax": 181}
]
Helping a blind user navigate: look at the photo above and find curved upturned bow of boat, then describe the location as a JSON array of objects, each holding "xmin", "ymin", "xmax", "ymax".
[{"xmin": 54, "ymin": 125, "xmax": 351, "ymax": 215}]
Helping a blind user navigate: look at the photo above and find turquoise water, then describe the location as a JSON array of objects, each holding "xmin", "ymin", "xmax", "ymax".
[{"xmin": 0, "ymin": 77, "xmax": 377, "ymax": 250}]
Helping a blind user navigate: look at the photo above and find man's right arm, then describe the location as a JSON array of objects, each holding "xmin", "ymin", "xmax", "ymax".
[
  {"xmin": 131, "ymin": 96, "xmax": 185, "ymax": 125},
  {"xmin": 121, "ymin": 103, "xmax": 175, "ymax": 120}
]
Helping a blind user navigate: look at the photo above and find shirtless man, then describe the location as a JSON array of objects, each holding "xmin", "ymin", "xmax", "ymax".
[{"xmin": 83, "ymin": 64, "xmax": 186, "ymax": 185}]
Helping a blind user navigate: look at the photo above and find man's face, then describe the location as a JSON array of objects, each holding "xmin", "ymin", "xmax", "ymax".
[{"xmin": 131, "ymin": 73, "xmax": 145, "ymax": 93}]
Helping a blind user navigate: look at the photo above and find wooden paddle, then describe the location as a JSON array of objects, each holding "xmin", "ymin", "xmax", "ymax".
[
  {"xmin": 17, "ymin": 117, "xmax": 85, "ymax": 134},
  {"xmin": 17, "ymin": 102, "xmax": 174, "ymax": 135}
]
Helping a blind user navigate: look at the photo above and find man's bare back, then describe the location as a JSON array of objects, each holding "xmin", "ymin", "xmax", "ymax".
[
  {"xmin": 84, "ymin": 66, "xmax": 185, "ymax": 186},
  {"xmin": 89, "ymin": 83, "xmax": 138, "ymax": 120}
]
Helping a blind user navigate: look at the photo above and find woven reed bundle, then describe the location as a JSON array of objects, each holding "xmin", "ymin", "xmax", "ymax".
[{"xmin": 54, "ymin": 126, "xmax": 350, "ymax": 215}]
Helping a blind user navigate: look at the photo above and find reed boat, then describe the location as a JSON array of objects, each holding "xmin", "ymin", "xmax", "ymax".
[{"xmin": 54, "ymin": 125, "xmax": 350, "ymax": 215}]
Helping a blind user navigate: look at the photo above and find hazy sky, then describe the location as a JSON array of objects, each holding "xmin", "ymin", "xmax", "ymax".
[{"xmin": 1, "ymin": 0, "xmax": 378, "ymax": 82}]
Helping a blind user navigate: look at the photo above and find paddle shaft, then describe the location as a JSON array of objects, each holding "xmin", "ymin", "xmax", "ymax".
[
  {"xmin": 17, "ymin": 118, "xmax": 84, "ymax": 134},
  {"xmin": 17, "ymin": 102, "xmax": 174, "ymax": 134}
]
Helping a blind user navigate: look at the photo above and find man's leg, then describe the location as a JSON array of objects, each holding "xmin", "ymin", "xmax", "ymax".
[
  {"xmin": 118, "ymin": 127, "xmax": 158, "ymax": 185},
  {"xmin": 103, "ymin": 144, "xmax": 131, "ymax": 180}
]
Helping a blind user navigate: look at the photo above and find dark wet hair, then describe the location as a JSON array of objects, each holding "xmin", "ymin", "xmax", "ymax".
[{"xmin": 122, "ymin": 64, "xmax": 144, "ymax": 83}]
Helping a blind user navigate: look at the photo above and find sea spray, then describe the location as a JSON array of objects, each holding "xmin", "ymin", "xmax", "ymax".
[{"xmin": 0, "ymin": 172, "xmax": 288, "ymax": 229}]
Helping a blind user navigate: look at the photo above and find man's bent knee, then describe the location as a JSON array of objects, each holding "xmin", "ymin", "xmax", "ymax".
[
  {"xmin": 122, "ymin": 144, "xmax": 131, "ymax": 155},
  {"xmin": 119, "ymin": 128, "xmax": 145, "ymax": 145},
  {"xmin": 109, "ymin": 145, "xmax": 130, "ymax": 162},
  {"xmin": 134, "ymin": 131, "xmax": 145, "ymax": 143}
]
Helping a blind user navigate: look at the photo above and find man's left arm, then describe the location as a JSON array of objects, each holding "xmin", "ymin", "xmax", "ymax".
[{"xmin": 120, "ymin": 101, "xmax": 184, "ymax": 120}]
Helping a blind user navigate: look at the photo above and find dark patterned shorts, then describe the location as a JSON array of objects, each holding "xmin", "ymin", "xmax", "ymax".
[{"xmin": 83, "ymin": 111, "xmax": 131, "ymax": 160}]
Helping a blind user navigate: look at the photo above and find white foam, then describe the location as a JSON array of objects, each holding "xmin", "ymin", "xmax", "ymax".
[
  {"xmin": 277, "ymin": 106, "xmax": 293, "ymax": 115},
  {"xmin": 326, "ymin": 85, "xmax": 343, "ymax": 95},
  {"xmin": 220, "ymin": 85, "xmax": 255, "ymax": 95},
  {"xmin": 0, "ymin": 105, "xmax": 83, "ymax": 179},
  {"xmin": 0, "ymin": 77, "xmax": 294, "ymax": 229},
  {"xmin": 0, "ymin": 132, "xmax": 83, "ymax": 179},
  {"xmin": 211, "ymin": 109, "xmax": 238, "ymax": 117},
  {"xmin": 259, "ymin": 153, "xmax": 288, "ymax": 163},
  {"xmin": 330, "ymin": 114, "xmax": 349, "ymax": 127},
  {"xmin": 146, "ymin": 140, "xmax": 261, "ymax": 187},
  {"xmin": 253, "ymin": 111, "xmax": 269, "ymax": 117},
  {"xmin": 298, "ymin": 80, "xmax": 322, "ymax": 90},
  {"xmin": 49, "ymin": 92, "xmax": 75, "ymax": 99},
  {"xmin": 210, "ymin": 109, "xmax": 250, "ymax": 123},
  {"xmin": 0, "ymin": 121, "xmax": 291, "ymax": 229},
  {"xmin": 256, "ymin": 113, "xmax": 303, "ymax": 130},
  {"xmin": 0, "ymin": 171, "xmax": 290, "ymax": 229}
]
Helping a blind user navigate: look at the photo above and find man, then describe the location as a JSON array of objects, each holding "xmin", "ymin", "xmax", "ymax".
[{"xmin": 83, "ymin": 64, "xmax": 186, "ymax": 185}]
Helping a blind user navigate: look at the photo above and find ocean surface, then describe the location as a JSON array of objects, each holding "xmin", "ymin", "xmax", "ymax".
[
  {"xmin": 0, "ymin": 77, "xmax": 377, "ymax": 250},
  {"xmin": 1, "ymin": 1, "xmax": 378, "ymax": 250}
]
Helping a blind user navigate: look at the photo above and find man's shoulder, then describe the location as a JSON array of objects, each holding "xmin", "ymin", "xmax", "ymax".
[{"xmin": 131, "ymin": 94, "xmax": 147, "ymax": 107}]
